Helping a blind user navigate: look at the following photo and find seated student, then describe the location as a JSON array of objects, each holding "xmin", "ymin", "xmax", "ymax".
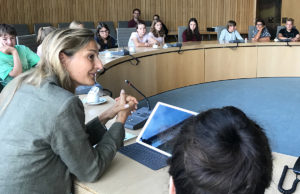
[
  {"xmin": 252, "ymin": 19, "xmax": 271, "ymax": 42},
  {"xmin": 69, "ymin": 20, "xmax": 84, "ymax": 29},
  {"xmin": 95, "ymin": 23, "xmax": 117, "ymax": 51},
  {"xmin": 128, "ymin": 22, "xmax": 151, "ymax": 47},
  {"xmin": 0, "ymin": 28, "xmax": 138, "ymax": 193},
  {"xmin": 182, "ymin": 18, "xmax": 201, "ymax": 42},
  {"xmin": 219, "ymin": 20, "xmax": 244, "ymax": 44},
  {"xmin": 278, "ymin": 18, "xmax": 300, "ymax": 41},
  {"xmin": 128, "ymin": 8, "xmax": 144, "ymax": 28},
  {"xmin": 0, "ymin": 24, "xmax": 39, "ymax": 86},
  {"xmin": 148, "ymin": 20, "xmax": 165, "ymax": 46},
  {"xmin": 153, "ymin": 14, "xmax": 168, "ymax": 36},
  {"xmin": 36, "ymin": 26, "xmax": 56, "ymax": 57},
  {"xmin": 169, "ymin": 106, "xmax": 272, "ymax": 194}
]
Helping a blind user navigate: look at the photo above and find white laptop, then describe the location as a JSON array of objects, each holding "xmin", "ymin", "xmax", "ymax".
[{"xmin": 136, "ymin": 102, "xmax": 198, "ymax": 157}]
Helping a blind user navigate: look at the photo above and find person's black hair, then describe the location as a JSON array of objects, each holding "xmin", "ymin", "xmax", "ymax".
[
  {"xmin": 0, "ymin": 24, "xmax": 17, "ymax": 37},
  {"xmin": 168, "ymin": 106, "xmax": 273, "ymax": 194},
  {"xmin": 255, "ymin": 18, "xmax": 266, "ymax": 26},
  {"xmin": 227, "ymin": 20, "xmax": 237, "ymax": 30},
  {"xmin": 153, "ymin": 14, "xmax": 160, "ymax": 20},
  {"xmin": 96, "ymin": 22, "xmax": 113, "ymax": 51},
  {"xmin": 185, "ymin": 18, "xmax": 201, "ymax": 41},
  {"xmin": 132, "ymin": 8, "xmax": 141, "ymax": 14}
]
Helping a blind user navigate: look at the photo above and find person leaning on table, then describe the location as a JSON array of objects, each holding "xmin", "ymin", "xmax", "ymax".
[
  {"xmin": 219, "ymin": 20, "xmax": 244, "ymax": 44},
  {"xmin": 251, "ymin": 18, "xmax": 271, "ymax": 42},
  {"xmin": 0, "ymin": 24, "xmax": 40, "ymax": 86},
  {"xmin": 278, "ymin": 18, "xmax": 300, "ymax": 41},
  {"xmin": 168, "ymin": 106, "xmax": 273, "ymax": 194},
  {"xmin": 0, "ymin": 28, "xmax": 138, "ymax": 194}
]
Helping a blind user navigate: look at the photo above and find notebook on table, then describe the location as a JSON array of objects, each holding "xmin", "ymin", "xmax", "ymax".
[{"xmin": 119, "ymin": 102, "xmax": 198, "ymax": 170}]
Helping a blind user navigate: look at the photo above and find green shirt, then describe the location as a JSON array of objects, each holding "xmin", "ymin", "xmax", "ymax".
[{"xmin": 0, "ymin": 45, "xmax": 40, "ymax": 85}]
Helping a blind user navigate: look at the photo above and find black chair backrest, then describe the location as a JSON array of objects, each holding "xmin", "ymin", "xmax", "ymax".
[
  {"xmin": 0, "ymin": 82, "xmax": 3, "ymax": 93},
  {"xmin": 145, "ymin": 20, "xmax": 152, "ymax": 27},
  {"xmin": 118, "ymin": 21, "xmax": 129, "ymax": 28},
  {"xmin": 82, "ymin": 21, "xmax": 95, "ymax": 29},
  {"xmin": 34, "ymin": 23, "xmax": 52, "ymax": 35},
  {"xmin": 16, "ymin": 34, "xmax": 38, "ymax": 52},
  {"xmin": 58, "ymin": 22, "xmax": 70, "ymax": 28},
  {"xmin": 11, "ymin": 24, "xmax": 30, "ymax": 36}
]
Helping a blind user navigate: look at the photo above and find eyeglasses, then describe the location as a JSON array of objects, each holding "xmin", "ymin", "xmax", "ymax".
[
  {"xmin": 256, "ymin": 24, "xmax": 263, "ymax": 26},
  {"xmin": 134, "ymin": 12, "xmax": 140, "ymax": 15},
  {"xmin": 100, "ymin": 30, "xmax": 109, "ymax": 33}
]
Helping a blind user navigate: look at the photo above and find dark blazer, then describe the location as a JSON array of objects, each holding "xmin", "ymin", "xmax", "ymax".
[{"xmin": 0, "ymin": 76, "xmax": 125, "ymax": 193}]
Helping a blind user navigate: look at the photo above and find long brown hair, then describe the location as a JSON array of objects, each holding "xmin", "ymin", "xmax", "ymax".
[{"xmin": 150, "ymin": 20, "xmax": 165, "ymax": 38}]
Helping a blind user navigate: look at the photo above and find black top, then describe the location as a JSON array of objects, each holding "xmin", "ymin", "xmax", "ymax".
[
  {"xmin": 162, "ymin": 23, "xmax": 168, "ymax": 36},
  {"xmin": 95, "ymin": 35, "xmax": 117, "ymax": 51},
  {"xmin": 279, "ymin": 28, "xmax": 299, "ymax": 38}
]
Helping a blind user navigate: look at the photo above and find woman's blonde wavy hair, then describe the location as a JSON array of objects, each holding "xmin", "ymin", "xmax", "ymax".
[{"xmin": 0, "ymin": 28, "xmax": 95, "ymax": 115}]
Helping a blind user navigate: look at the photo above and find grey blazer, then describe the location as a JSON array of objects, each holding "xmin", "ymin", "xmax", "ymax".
[{"xmin": 0, "ymin": 76, "xmax": 125, "ymax": 194}]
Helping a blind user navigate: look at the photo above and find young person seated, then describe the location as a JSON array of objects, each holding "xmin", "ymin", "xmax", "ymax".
[
  {"xmin": 219, "ymin": 20, "xmax": 244, "ymax": 44},
  {"xmin": 128, "ymin": 8, "xmax": 144, "ymax": 28},
  {"xmin": 0, "ymin": 28, "xmax": 138, "ymax": 193},
  {"xmin": 69, "ymin": 21, "xmax": 84, "ymax": 29},
  {"xmin": 95, "ymin": 23, "xmax": 117, "ymax": 51},
  {"xmin": 36, "ymin": 26, "xmax": 56, "ymax": 57},
  {"xmin": 278, "ymin": 18, "xmax": 300, "ymax": 42},
  {"xmin": 251, "ymin": 19, "xmax": 271, "ymax": 42},
  {"xmin": 169, "ymin": 106, "xmax": 272, "ymax": 194},
  {"xmin": 128, "ymin": 22, "xmax": 151, "ymax": 48},
  {"xmin": 153, "ymin": 14, "xmax": 168, "ymax": 36},
  {"xmin": 148, "ymin": 20, "xmax": 165, "ymax": 46},
  {"xmin": 0, "ymin": 24, "xmax": 39, "ymax": 86},
  {"xmin": 182, "ymin": 18, "xmax": 201, "ymax": 42}
]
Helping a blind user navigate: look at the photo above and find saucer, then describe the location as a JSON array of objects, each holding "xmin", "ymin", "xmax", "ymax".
[{"xmin": 82, "ymin": 97, "xmax": 107, "ymax": 105}]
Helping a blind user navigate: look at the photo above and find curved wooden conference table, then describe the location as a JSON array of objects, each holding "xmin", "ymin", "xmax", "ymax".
[
  {"xmin": 97, "ymin": 40, "xmax": 300, "ymax": 99},
  {"xmin": 75, "ymin": 41, "xmax": 300, "ymax": 194}
]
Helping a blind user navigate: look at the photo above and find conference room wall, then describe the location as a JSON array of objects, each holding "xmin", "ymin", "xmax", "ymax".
[
  {"xmin": 281, "ymin": 0, "xmax": 300, "ymax": 28},
  {"xmin": 0, "ymin": 0, "xmax": 256, "ymax": 34}
]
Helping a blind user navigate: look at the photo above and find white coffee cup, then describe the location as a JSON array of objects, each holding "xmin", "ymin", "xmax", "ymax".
[
  {"xmin": 105, "ymin": 52, "xmax": 113, "ymax": 58},
  {"xmin": 129, "ymin": 46, "xmax": 136, "ymax": 53},
  {"xmin": 152, "ymin": 44, "xmax": 159, "ymax": 49},
  {"xmin": 87, "ymin": 86, "xmax": 100, "ymax": 103}
]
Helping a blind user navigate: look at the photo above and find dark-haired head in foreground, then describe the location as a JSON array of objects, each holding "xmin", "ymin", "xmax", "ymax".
[{"xmin": 168, "ymin": 106, "xmax": 272, "ymax": 194}]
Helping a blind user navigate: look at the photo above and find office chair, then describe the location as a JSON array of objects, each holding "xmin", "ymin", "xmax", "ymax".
[
  {"xmin": 178, "ymin": 26, "xmax": 187, "ymax": 42},
  {"xmin": 215, "ymin": 26, "xmax": 226, "ymax": 41},
  {"xmin": 16, "ymin": 34, "xmax": 38, "ymax": 52},
  {"xmin": 118, "ymin": 21, "xmax": 129, "ymax": 28},
  {"xmin": 82, "ymin": 21, "xmax": 95, "ymax": 29},
  {"xmin": 58, "ymin": 22, "xmax": 70, "ymax": 28},
  {"xmin": 11, "ymin": 24, "xmax": 30, "ymax": 36},
  {"xmin": 248, "ymin": 26, "xmax": 255, "ymax": 40}
]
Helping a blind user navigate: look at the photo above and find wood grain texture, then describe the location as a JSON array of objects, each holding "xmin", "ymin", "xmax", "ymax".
[
  {"xmin": 205, "ymin": 47, "xmax": 257, "ymax": 82},
  {"xmin": 257, "ymin": 46, "xmax": 300, "ymax": 77},
  {"xmin": 281, "ymin": 0, "xmax": 300, "ymax": 28},
  {"xmin": 0, "ymin": 0, "xmax": 256, "ymax": 33}
]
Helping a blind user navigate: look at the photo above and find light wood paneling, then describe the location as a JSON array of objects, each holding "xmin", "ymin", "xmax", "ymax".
[
  {"xmin": 98, "ymin": 57, "xmax": 158, "ymax": 100},
  {"xmin": 0, "ymin": 0, "xmax": 256, "ymax": 34},
  {"xmin": 156, "ymin": 50, "xmax": 205, "ymax": 93},
  {"xmin": 257, "ymin": 46, "xmax": 300, "ymax": 77},
  {"xmin": 98, "ymin": 50, "xmax": 205, "ymax": 100},
  {"xmin": 205, "ymin": 47, "xmax": 257, "ymax": 82},
  {"xmin": 281, "ymin": 0, "xmax": 300, "ymax": 28}
]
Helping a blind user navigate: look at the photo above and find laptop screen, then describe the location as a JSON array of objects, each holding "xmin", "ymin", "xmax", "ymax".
[{"xmin": 136, "ymin": 102, "xmax": 198, "ymax": 157}]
